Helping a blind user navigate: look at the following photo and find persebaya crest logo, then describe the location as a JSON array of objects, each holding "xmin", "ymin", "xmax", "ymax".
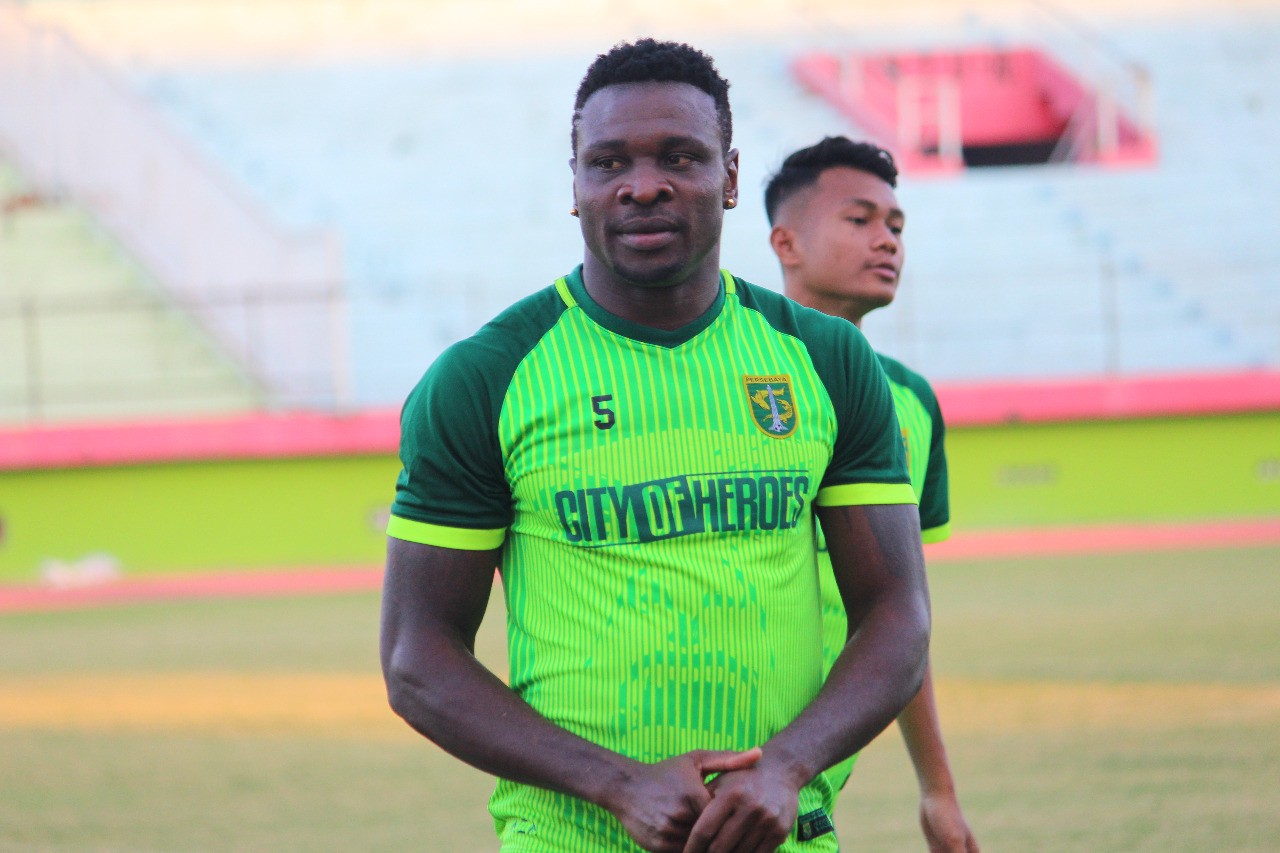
[{"xmin": 743, "ymin": 375, "xmax": 798, "ymax": 438}]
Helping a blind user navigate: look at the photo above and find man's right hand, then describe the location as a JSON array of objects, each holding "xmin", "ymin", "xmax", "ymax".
[
  {"xmin": 602, "ymin": 747, "xmax": 763, "ymax": 853},
  {"xmin": 920, "ymin": 789, "xmax": 980, "ymax": 853}
]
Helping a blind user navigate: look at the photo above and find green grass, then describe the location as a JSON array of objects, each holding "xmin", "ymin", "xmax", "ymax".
[
  {"xmin": 845, "ymin": 722, "xmax": 1280, "ymax": 853},
  {"xmin": 2, "ymin": 546, "xmax": 1279, "ymax": 852},
  {"xmin": 927, "ymin": 545, "xmax": 1280, "ymax": 683},
  {"xmin": 0, "ymin": 592, "xmax": 394, "ymax": 675}
]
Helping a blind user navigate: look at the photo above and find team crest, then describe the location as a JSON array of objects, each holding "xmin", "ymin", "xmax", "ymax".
[{"xmin": 743, "ymin": 375, "xmax": 798, "ymax": 438}]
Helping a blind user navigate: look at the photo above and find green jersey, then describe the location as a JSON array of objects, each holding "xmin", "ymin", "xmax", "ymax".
[
  {"xmin": 389, "ymin": 267, "xmax": 916, "ymax": 852},
  {"xmin": 817, "ymin": 352, "xmax": 950, "ymax": 796}
]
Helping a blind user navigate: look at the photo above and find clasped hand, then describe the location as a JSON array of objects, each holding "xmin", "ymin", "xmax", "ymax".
[{"xmin": 605, "ymin": 747, "xmax": 801, "ymax": 853}]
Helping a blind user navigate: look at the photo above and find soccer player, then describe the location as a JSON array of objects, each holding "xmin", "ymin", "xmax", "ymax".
[
  {"xmin": 380, "ymin": 42, "xmax": 930, "ymax": 853},
  {"xmin": 765, "ymin": 136, "xmax": 980, "ymax": 853}
]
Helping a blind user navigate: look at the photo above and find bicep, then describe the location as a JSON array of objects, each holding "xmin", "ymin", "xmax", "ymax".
[
  {"xmin": 380, "ymin": 537, "xmax": 502, "ymax": 674},
  {"xmin": 815, "ymin": 503, "xmax": 927, "ymax": 627}
]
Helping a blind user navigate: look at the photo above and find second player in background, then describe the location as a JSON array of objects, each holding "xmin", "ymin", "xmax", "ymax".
[{"xmin": 765, "ymin": 135, "xmax": 980, "ymax": 853}]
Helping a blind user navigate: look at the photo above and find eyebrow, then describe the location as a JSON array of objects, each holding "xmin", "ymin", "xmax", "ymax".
[
  {"xmin": 581, "ymin": 135, "xmax": 715, "ymax": 156},
  {"xmin": 843, "ymin": 197, "xmax": 906, "ymax": 220}
]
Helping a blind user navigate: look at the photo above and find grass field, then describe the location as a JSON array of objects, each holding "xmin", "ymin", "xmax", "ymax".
[{"xmin": 2, "ymin": 545, "xmax": 1279, "ymax": 852}]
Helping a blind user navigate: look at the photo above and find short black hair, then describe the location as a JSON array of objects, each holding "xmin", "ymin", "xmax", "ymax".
[
  {"xmin": 572, "ymin": 39, "xmax": 732, "ymax": 155},
  {"xmin": 763, "ymin": 136, "xmax": 898, "ymax": 224}
]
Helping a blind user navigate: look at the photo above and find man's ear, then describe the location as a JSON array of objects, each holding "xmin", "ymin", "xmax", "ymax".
[
  {"xmin": 770, "ymin": 224, "xmax": 802, "ymax": 268},
  {"xmin": 723, "ymin": 147, "xmax": 740, "ymax": 204}
]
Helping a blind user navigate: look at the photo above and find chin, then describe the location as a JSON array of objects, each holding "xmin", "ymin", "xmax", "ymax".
[
  {"xmin": 830, "ymin": 284, "xmax": 895, "ymax": 310},
  {"xmin": 613, "ymin": 259, "xmax": 689, "ymax": 288},
  {"xmin": 858, "ymin": 281, "xmax": 899, "ymax": 307}
]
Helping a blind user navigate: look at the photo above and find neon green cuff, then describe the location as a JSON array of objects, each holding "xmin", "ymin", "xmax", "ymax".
[
  {"xmin": 815, "ymin": 481, "xmax": 918, "ymax": 507},
  {"xmin": 922, "ymin": 522, "xmax": 952, "ymax": 544},
  {"xmin": 387, "ymin": 515, "xmax": 506, "ymax": 550}
]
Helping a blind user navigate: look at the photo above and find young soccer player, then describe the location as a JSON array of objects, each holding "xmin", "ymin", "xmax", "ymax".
[
  {"xmin": 765, "ymin": 136, "xmax": 980, "ymax": 853},
  {"xmin": 381, "ymin": 43, "xmax": 931, "ymax": 853}
]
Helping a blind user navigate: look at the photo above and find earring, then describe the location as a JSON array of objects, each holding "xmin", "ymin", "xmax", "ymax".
[
  {"xmin": 724, "ymin": 198, "xmax": 737, "ymax": 210},
  {"xmin": 570, "ymin": 207, "xmax": 579, "ymax": 217}
]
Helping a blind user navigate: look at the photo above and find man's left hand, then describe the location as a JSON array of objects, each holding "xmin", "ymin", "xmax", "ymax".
[{"xmin": 679, "ymin": 762, "xmax": 800, "ymax": 853}]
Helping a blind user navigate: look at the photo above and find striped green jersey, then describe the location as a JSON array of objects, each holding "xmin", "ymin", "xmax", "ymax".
[
  {"xmin": 389, "ymin": 267, "xmax": 916, "ymax": 852},
  {"xmin": 817, "ymin": 352, "xmax": 950, "ymax": 797}
]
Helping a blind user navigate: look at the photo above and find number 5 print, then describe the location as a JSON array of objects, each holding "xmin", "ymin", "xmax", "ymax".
[{"xmin": 591, "ymin": 394, "xmax": 616, "ymax": 430}]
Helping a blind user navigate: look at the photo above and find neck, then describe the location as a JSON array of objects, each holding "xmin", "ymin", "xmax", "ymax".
[
  {"xmin": 582, "ymin": 252, "xmax": 723, "ymax": 331},
  {"xmin": 783, "ymin": 279, "xmax": 866, "ymax": 328}
]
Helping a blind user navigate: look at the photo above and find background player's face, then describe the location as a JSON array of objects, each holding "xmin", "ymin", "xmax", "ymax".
[
  {"xmin": 572, "ymin": 81, "xmax": 738, "ymax": 288},
  {"xmin": 779, "ymin": 166, "xmax": 905, "ymax": 316}
]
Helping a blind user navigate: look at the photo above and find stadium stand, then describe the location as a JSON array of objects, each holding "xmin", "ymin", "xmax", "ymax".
[
  {"xmin": 0, "ymin": 0, "xmax": 346, "ymax": 421},
  {"xmin": 7, "ymin": 0, "xmax": 1279, "ymax": 409},
  {"xmin": 0, "ymin": 158, "xmax": 259, "ymax": 424}
]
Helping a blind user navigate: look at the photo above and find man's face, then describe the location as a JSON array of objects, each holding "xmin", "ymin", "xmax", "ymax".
[
  {"xmin": 572, "ymin": 82, "xmax": 738, "ymax": 287},
  {"xmin": 777, "ymin": 166, "xmax": 905, "ymax": 314}
]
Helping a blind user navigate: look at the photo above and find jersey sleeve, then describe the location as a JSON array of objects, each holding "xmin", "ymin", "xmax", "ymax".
[
  {"xmin": 389, "ymin": 339, "xmax": 513, "ymax": 550},
  {"xmin": 802, "ymin": 314, "xmax": 915, "ymax": 508},
  {"xmin": 917, "ymin": 381, "xmax": 951, "ymax": 543}
]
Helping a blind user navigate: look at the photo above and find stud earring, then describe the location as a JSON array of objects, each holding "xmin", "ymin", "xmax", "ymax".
[
  {"xmin": 724, "ymin": 198, "xmax": 737, "ymax": 209},
  {"xmin": 570, "ymin": 207, "xmax": 579, "ymax": 217}
]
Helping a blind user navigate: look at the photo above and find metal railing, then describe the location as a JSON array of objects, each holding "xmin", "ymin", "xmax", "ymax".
[
  {"xmin": 0, "ymin": 287, "xmax": 348, "ymax": 424},
  {"xmin": 1026, "ymin": 0, "xmax": 1156, "ymax": 163},
  {"xmin": 0, "ymin": 0, "xmax": 348, "ymax": 409}
]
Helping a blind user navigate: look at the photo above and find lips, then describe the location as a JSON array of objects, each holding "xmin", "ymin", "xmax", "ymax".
[
  {"xmin": 868, "ymin": 263, "xmax": 899, "ymax": 281},
  {"xmin": 614, "ymin": 218, "xmax": 682, "ymax": 251}
]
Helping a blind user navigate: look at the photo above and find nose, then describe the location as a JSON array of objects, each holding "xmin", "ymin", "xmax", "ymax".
[
  {"xmin": 872, "ymin": 223, "xmax": 900, "ymax": 254},
  {"xmin": 619, "ymin": 161, "xmax": 672, "ymax": 206}
]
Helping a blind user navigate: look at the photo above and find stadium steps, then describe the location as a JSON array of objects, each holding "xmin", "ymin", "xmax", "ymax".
[
  {"xmin": 0, "ymin": 160, "xmax": 261, "ymax": 424},
  {"xmin": 114, "ymin": 12, "xmax": 1279, "ymax": 397}
]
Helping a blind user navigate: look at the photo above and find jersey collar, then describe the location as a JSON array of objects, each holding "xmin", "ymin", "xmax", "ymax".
[{"xmin": 557, "ymin": 265, "xmax": 732, "ymax": 348}]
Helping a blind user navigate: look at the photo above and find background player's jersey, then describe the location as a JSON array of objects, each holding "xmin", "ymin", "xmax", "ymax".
[
  {"xmin": 390, "ymin": 268, "xmax": 915, "ymax": 853},
  {"xmin": 816, "ymin": 351, "xmax": 950, "ymax": 797}
]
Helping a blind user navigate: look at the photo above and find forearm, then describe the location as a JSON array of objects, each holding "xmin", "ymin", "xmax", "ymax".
[
  {"xmin": 896, "ymin": 660, "xmax": 957, "ymax": 795},
  {"xmin": 380, "ymin": 537, "xmax": 636, "ymax": 809},
  {"xmin": 384, "ymin": 631, "xmax": 633, "ymax": 806},
  {"xmin": 678, "ymin": 579, "xmax": 928, "ymax": 853},
  {"xmin": 757, "ymin": 587, "xmax": 930, "ymax": 787}
]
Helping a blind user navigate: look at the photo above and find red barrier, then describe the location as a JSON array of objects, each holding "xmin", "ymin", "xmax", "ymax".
[
  {"xmin": 0, "ymin": 408, "xmax": 401, "ymax": 471},
  {"xmin": 1, "ymin": 371, "xmax": 1277, "ymax": 471},
  {"xmin": 935, "ymin": 370, "xmax": 1280, "ymax": 426}
]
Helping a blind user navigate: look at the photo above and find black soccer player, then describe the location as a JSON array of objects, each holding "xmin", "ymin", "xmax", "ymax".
[{"xmin": 381, "ymin": 42, "xmax": 930, "ymax": 853}]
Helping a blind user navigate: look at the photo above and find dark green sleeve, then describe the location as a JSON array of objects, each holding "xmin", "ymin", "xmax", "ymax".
[
  {"xmin": 795, "ymin": 309, "xmax": 913, "ymax": 503},
  {"xmin": 391, "ymin": 337, "xmax": 513, "ymax": 535},
  {"xmin": 388, "ymin": 285, "xmax": 567, "ymax": 548}
]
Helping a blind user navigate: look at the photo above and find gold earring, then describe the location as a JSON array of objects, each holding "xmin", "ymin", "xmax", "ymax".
[
  {"xmin": 570, "ymin": 207, "xmax": 579, "ymax": 217},
  {"xmin": 724, "ymin": 198, "xmax": 737, "ymax": 209}
]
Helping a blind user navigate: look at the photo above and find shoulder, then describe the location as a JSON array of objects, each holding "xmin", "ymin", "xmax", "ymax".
[
  {"xmin": 875, "ymin": 352, "xmax": 941, "ymax": 413},
  {"xmin": 452, "ymin": 285, "xmax": 567, "ymax": 376},
  {"xmin": 403, "ymin": 284, "xmax": 568, "ymax": 420},
  {"xmin": 731, "ymin": 275, "xmax": 870, "ymax": 358}
]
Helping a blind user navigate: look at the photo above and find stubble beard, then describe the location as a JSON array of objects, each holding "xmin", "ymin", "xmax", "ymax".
[{"xmin": 607, "ymin": 230, "xmax": 722, "ymax": 290}]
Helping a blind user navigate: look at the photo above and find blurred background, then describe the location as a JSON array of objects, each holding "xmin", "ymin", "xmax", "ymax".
[
  {"xmin": 4, "ymin": 0, "xmax": 1279, "ymax": 416},
  {"xmin": 1, "ymin": 1, "xmax": 1278, "ymax": 851}
]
